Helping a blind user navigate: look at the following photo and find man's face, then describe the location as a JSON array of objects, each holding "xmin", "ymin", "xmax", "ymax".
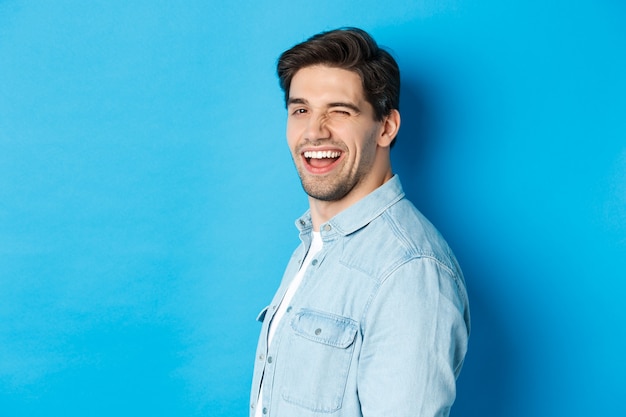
[{"xmin": 286, "ymin": 65, "xmax": 386, "ymax": 202}]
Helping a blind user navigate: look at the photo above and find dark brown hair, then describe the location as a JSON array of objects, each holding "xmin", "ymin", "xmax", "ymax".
[{"xmin": 277, "ymin": 27, "xmax": 400, "ymax": 121}]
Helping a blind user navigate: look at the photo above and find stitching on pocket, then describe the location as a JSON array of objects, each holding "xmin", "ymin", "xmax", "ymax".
[{"xmin": 291, "ymin": 309, "xmax": 358, "ymax": 348}]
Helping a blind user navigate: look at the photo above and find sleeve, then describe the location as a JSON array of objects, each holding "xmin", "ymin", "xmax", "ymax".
[{"xmin": 357, "ymin": 256, "xmax": 470, "ymax": 417}]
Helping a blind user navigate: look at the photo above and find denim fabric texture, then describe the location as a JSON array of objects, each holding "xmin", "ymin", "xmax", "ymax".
[{"xmin": 250, "ymin": 175, "xmax": 470, "ymax": 417}]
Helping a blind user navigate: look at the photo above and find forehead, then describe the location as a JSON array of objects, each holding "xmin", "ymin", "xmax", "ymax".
[{"xmin": 289, "ymin": 65, "xmax": 366, "ymax": 103}]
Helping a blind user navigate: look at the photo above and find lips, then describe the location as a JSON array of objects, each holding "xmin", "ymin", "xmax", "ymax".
[{"xmin": 301, "ymin": 149, "xmax": 343, "ymax": 174}]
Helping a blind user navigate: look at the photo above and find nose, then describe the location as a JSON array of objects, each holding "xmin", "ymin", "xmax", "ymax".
[{"xmin": 304, "ymin": 113, "xmax": 330, "ymax": 141}]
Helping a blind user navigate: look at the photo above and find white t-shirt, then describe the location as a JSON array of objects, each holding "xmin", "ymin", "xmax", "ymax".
[{"xmin": 256, "ymin": 232, "xmax": 323, "ymax": 417}]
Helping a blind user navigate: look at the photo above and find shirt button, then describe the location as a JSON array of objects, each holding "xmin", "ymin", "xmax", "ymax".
[
  {"xmin": 263, "ymin": 407, "xmax": 268, "ymax": 414},
  {"xmin": 299, "ymin": 220, "xmax": 306, "ymax": 226},
  {"xmin": 323, "ymin": 224, "xmax": 332, "ymax": 231},
  {"xmin": 311, "ymin": 259, "xmax": 318, "ymax": 266},
  {"xmin": 315, "ymin": 328, "xmax": 322, "ymax": 335},
  {"xmin": 258, "ymin": 354, "xmax": 265, "ymax": 361},
  {"xmin": 267, "ymin": 356, "xmax": 273, "ymax": 364},
  {"xmin": 286, "ymin": 306, "xmax": 292, "ymax": 313}
]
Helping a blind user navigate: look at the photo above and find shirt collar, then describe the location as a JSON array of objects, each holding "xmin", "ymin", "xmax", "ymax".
[{"xmin": 294, "ymin": 174, "xmax": 405, "ymax": 237}]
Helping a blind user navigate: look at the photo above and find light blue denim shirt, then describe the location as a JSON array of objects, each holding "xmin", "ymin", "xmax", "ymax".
[{"xmin": 250, "ymin": 175, "xmax": 470, "ymax": 417}]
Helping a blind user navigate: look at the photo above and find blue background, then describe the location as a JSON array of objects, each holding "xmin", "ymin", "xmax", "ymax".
[{"xmin": 1, "ymin": 1, "xmax": 625, "ymax": 416}]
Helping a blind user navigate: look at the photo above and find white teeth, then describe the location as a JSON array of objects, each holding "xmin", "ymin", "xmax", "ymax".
[{"xmin": 303, "ymin": 150, "xmax": 341, "ymax": 159}]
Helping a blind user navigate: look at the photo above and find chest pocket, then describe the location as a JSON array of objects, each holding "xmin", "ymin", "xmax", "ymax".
[{"xmin": 281, "ymin": 309, "xmax": 358, "ymax": 413}]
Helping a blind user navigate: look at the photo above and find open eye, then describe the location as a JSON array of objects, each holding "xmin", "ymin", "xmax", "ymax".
[{"xmin": 290, "ymin": 108, "xmax": 308, "ymax": 116}]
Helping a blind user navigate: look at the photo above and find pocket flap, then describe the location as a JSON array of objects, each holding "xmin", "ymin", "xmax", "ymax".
[
  {"xmin": 256, "ymin": 305, "xmax": 270, "ymax": 323},
  {"xmin": 291, "ymin": 309, "xmax": 358, "ymax": 348}
]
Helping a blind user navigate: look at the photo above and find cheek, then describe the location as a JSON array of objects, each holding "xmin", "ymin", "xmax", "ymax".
[
  {"xmin": 286, "ymin": 123, "xmax": 298, "ymax": 148},
  {"xmin": 354, "ymin": 129, "xmax": 379, "ymax": 159}
]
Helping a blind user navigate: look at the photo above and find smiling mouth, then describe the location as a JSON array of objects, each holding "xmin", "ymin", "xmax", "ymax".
[{"xmin": 303, "ymin": 150, "xmax": 342, "ymax": 170}]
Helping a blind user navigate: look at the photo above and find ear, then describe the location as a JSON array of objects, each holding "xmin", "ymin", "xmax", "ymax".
[{"xmin": 377, "ymin": 109, "xmax": 401, "ymax": 148}]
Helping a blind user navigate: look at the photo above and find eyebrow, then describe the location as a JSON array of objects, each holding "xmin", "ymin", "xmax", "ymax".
[
  {"xmin": 287, "ymin": 97, "xmax": 308, "ymax": 106},
  {"xmin": 287, "ymin": 97, "xmax": 361, "ymax": 114}
]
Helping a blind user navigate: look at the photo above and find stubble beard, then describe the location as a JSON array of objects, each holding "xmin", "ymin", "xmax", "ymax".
[
  {"xmin": 298, "ymin": 168, "xmax": 358, "ymax": 202},
  {"xmin": 294, "ymin": 143, "xmax": 377, "ymax": 202}
]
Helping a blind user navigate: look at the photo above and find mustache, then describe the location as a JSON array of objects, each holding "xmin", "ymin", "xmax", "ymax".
[{"xmin": 295, "ymin": 139, "xmax": 347, "ymax": 151}]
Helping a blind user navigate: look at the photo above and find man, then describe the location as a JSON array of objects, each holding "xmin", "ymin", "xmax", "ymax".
[{"xmin": 250, "ymin": 28, "xmax": 470, "ymax": 417}]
